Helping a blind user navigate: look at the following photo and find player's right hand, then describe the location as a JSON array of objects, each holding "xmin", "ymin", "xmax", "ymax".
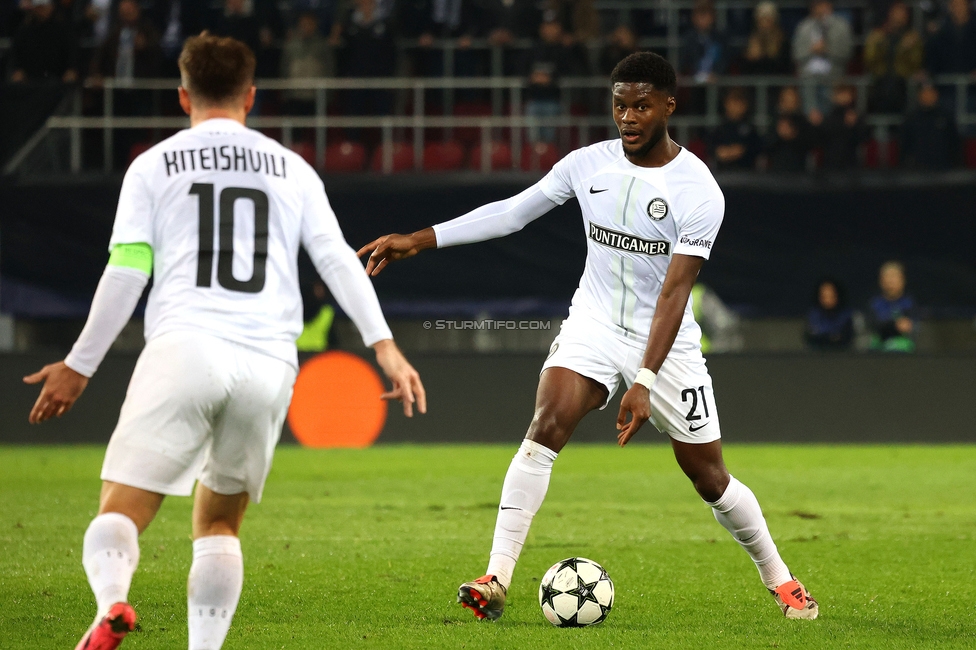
[
  {"xmin": 616, "ymin": 384, "xmax": 651, "ymax": 446},
  {"xmin": 373, "ymin": 339, "xmax": 427, "ymax": 418},
  {"xmin": 23, "ymin": 361, "xmax": 89, "ymax": 424},
  {"xmin": 357, "ymin": 228, "xmax": 436, "ymax": 277}
]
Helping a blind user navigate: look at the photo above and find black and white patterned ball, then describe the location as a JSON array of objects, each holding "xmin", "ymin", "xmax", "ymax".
[{"xmin": 538, "ymin": 557, "xmax": 614, "ymax": 627}]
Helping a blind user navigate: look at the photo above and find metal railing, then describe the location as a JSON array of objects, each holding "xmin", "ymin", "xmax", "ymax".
[{"xmin": 6, "ymin": 72, "xmax": 976, "ymax": 175}]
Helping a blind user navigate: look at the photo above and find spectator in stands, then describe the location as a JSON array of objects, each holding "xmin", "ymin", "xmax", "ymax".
[
  {"xmin": 709, "ymin": 88, "xmax": 761, "ymax": 171},
  {"xmin": 523, "ymin": 16, "xmax": 587, "ymax": 143},
  {"xmin": 546, "ymin": 0, "xmax": 601, "ymax": 44},
  {"xmin": 87, "ymin": 0, "xmax": 113, "ymax": 44},
  {"xmin": 401, "ymin": 0, "xmax": 481, "ymax": 80},
  {"xmin": 680, "ymin": 0, "xmax": 728, "ymax": 83},
  {"xmin": 53, "ymin": 0, "xmax": 94, "ymax": 40},
  {"xmin": 766, "ymin": 86, "xmax": 815, "ymax": 172},
  {"xmin": 901, "ymin": 82, "xmax": 960, "ymax": 170},
  {"xmin": 792, "ymin": 0, "xmax": 853, "ymax": 112},
  {"xmin": 925, "ymin": 0, "xmax": 976, "ymax": 126},
  {"xmin": 9, "ymin": 0, "xmax": 79, "ymax": 83},
  {"xmin": 334, "ymin": 0, "xmax": 397, "ymax": 131},
  {"xmin": 147, "ymin": 1, "xmax": 208, "ymax": 77},
  {"xmin": 805, "ymin": 278, "xmax": 854, "ymax": 351},
  {"xmin": 679, "ymin": 0, "xmax": 728, "ymax": 116},
  {"xmin": 89, "ymin": 0, "xmax": 162, "ymax": 167},
  {"xmin": 925, "ymin": 0, "xmax": 976, "ymax": 77},
  {"xmin": 290, "ymin": 0, "xmax": 339, "ymax": 37},
  {"xmin": 868, "ymin": 260, "xmax": 916, "ymax": 353},
  {"xmin": 210, "ymin": 0, "xmax": 282, "ymax": 78},
  {"xmin": 281, "ymin": 11, "xmax": 335, "ymax": 115},
  {"xmin": 812, "ymin": 83, "xmax": 868, "ymax": 170},
  {"xmin": 599, "ymin": 24, "xmax": 638, "ymax": 75},
  {"xmin": 482, "ymin": 0, "xmax": 543, "ymax": 46},
  {"xmin": 740, "ymin": 1, "xmax": 791, "ymax": 76},
  {"xmin": 864, "ymin": 1, "xmax": 924, "ymax": 113},
  {"xmin": 89, "ymin": 0, "xmax": 162, "ymax": 83}
]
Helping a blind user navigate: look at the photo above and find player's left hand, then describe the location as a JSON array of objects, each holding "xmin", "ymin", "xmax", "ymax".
[
  {"xmin": 616, "ymin": 384, "xmax": 651, "ymax": 446},
  {"xmin": 373, "ymin": 340, "xmax": 427, "ymax": 417},
  {"xmin": 23, "ymin": 361, "xmax": 89, "ymax": 424}
]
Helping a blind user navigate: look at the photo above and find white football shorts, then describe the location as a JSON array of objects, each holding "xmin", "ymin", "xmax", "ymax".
[
  {"xmin": 541, "ymin": 314, "xmax": 721, "ymax": 444},
  {"xmin": 101, "ymin": 330, "xmax": 297, "ymax": 502}
]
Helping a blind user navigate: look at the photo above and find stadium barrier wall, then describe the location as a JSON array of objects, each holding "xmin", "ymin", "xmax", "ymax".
[
  {"xmin": 1, "ymin": 352, "xmax": 973, "ymax": 445},
  {"xmin": 2, "ymin": 175, "xmax": 975, "ymax": 319}
]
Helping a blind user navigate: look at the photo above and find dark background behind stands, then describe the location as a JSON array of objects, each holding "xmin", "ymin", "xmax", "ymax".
[
  {"xmin": 2, "ymin": 173, "xmax": 974, "ymax": 320},
  {"xmin": 0, "ymin": 1, "xmax": 974, "ymax": 357}
]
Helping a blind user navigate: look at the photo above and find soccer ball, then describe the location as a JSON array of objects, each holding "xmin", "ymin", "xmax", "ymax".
[{"xmin": 538, "ymin": 557, "xmax": 614, "ymax": 627}]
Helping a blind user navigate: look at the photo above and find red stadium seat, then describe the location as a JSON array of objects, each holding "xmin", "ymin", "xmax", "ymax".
[
  {"xmin": 423, "ymin": 141, "xmax": 466, "ymax": 171},
  {"xmin": 520, "ymin": 142, "xmax": 559, "ymax": 171},
  {"xmin": 370, "ymin": 142, "xmax": 415, "ymax": 173},
  {"xmin": 325, "ymin": 141, "xmax": 366, "ymax": 173},
  {"xmin": 468, "ymin": 141, "xmax": 513, "ymax": 171},
  {"xmin": 965, "ymin": 138, "xmax": 976, "ymax": 168},
  {"xmin": 454, "ymin": 102, "xmax": 493, "ymax": 145},
  {"xmin": 289, "ymin": 141, "xmax": 315, "ymax": 166},
  {"xmin": 865, "ymin": 139, "xmax": 899, "ymax": 169}
]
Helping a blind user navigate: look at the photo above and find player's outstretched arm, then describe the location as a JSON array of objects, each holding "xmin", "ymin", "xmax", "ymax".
[
  {"xmin": 24, "ymin": 246, "xmax": 151, "ymax": 424},
  {"xmin": 357, "ymin": 183, "xmax": 558, "ymax": 276},
  {"xmin": 616, "ymin": 253, "xmax": 705, "ymax": 446},
  {"xmin": 357, "ymin": 228, "xmax": 437, "ymax": 277},
  {"xmin": 373, "ymin": 339, "xmax": 427, "ymax": 417}
]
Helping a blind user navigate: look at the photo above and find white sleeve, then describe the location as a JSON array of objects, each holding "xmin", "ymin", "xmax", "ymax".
[
  {"xmin": 673, "ymin": 189, "xmax": 725, "ymax": 260},
  {"xmin": 109, "ymin": 157, "xmax": 155, "ymax": 249},
  {"xmin": 64, "ymin": 266, "xmax": 149, "ymax": 377},
  {"xmin": 432, "ymin": 182, "xmax": 558, "ymax": 248},
  {"xmin": 301, "ymin": 173, "xmax": 393, "ymax": 347}
]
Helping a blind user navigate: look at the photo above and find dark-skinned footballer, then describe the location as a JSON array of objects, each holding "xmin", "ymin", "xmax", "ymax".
[{"xmin": 358, "ymin": 52, "xmax": 819, "ymax": 622}]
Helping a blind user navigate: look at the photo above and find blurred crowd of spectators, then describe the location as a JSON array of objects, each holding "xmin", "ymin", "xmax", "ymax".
[
  {"xmin": 805, "ymin": 261, "xmax": 918, "ymax": 352},
  {"xmin": 2, "ymin": 0, "xmax": 976, "ymax": 171}
]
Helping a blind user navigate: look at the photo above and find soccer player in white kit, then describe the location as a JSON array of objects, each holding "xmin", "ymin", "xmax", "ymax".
[
  {"xmin": 359, "ymin": 53, "xmax": 818, "ymax": 622},
  {"xmin": 24, "ymin": 34, "xmax": 426, "ymax": 650}
]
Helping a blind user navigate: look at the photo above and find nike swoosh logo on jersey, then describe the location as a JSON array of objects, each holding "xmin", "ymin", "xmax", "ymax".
[
  {"xmin": 589, "ymin": 186, "xmax": 608, "ymax": 193},
  {"xmin": 688, "ymin": 422, "xmax": 709, "ymax": 432}
]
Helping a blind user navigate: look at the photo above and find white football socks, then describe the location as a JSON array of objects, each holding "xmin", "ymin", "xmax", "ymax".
[
  {"xmin": 83, "ymin": 512, "xmax": 140, "ymax": 622},
  {"xmin": 486, "ymin": 439, "xmax": 558, "ymax": 589},
  {"xmin": 707, "ymin": 476, "xmax": 792, "ymax": 589},
  {"xmin": 187, "ymin": 535, "xmax": 244, "ymax": 650}
]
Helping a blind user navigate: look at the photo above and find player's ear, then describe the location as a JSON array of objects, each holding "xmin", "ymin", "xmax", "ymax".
[
  {"xmin": 178, "ymin": 87, "xmax": 192, "ymax": 116},
  {"xmin": 666, "ymin": 95, "xmax": 676, "ymax": 117},
  {"xmin": 243, "ymin": 86, "xmax": 257, "ymax": 116}
]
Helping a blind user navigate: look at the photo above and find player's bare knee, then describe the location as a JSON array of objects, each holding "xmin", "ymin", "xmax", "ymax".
[
  {"xmin": 693, "ymin": 470, "xmax": 730, "ymax": 503},
  {"xmin": 525, "ymin": 413, "xmax": 569, "ymax": 452}
]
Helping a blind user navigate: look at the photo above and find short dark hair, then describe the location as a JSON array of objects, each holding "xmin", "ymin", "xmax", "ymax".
[
  {"xmin": 178, "ymin": 32, "xmax": 256, "ymax": 106},
  {"xmin": 610, "ymin": 52, "xmax": 677, "ymax": 96}
]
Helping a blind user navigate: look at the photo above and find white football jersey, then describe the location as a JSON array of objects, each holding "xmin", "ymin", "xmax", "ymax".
[
  {"xmin": 111, "ymin": 118, "xmax": 360, "ymax": 367},
  {"xmin": 539, "ymin": 140, "xmax": 725, "ymax": 359}
]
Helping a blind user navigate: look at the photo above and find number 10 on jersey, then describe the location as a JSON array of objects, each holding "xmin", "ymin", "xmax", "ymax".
[{"xmin": 190, "ymin": 183, "xmax": 269, "ymax": 294}]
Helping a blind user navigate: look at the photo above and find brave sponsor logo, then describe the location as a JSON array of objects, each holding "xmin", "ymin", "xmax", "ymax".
[
  {"xmin": 679, "ymin": 235, "xmax": 712, "ymax": 249},
  {"xmin": 588, "ymin": 222, "xmax": 671, "ymax": 256}
]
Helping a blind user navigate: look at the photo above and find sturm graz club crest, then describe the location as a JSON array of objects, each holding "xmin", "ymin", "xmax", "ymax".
[{"xmin": 647, "ymin": 197, "xmax": 669, "ymax": 221}]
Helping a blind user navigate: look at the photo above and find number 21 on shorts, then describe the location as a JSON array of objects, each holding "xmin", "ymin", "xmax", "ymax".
[{"xmin": 681, "ymin": 385, "xmax": 710, "ymax": 430}]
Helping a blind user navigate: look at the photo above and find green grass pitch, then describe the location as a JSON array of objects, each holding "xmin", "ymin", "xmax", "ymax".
[{"xmin": 2, "ymin": 444, "xmax": 975, "ymax": 649}]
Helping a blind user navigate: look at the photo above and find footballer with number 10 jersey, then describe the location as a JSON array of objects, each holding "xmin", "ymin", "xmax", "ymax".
[{"xmin": 25, "ymin": 33, "xmax": 425, "ymax": 650}]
